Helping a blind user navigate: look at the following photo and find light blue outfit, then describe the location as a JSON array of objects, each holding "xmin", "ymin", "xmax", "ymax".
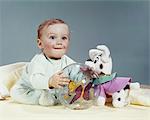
[{"xmin": 10, "ymin": 53, "xmax": 75, "ymax": 106}]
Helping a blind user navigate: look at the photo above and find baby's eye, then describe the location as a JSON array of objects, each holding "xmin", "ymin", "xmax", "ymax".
[
  {"xmin": 62, "ymin": 36, "xmax": 68, "ymax": 40},
  {"xmin": 49, "ymin": 35, "xmax": 56, "ymax": 40}
]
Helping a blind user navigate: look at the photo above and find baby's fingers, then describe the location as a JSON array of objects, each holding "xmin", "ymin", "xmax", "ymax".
[
  {"xmin": 91, "ymin": 74, "xmax": 98, "ymax": 78},
  {"xmin": 59, "ymin": 78, "xmax": 70, "ymax": 85},
  {"xmin": 55, "ymin": 84, "xmax": 63, "ymax": 89},
  {"xmin": 93, "ymin": 71, "xmax": 99, "ymax": 78},
  {"xmin": 60, "ymin": 74, "xmax": 68, "ymax": 79},
  {"xmin": 59, "ymin": 81, "xmax": 69, "ymax": 86},
  {"xmin": 57, "ymin": 71, "xmax": 68, "ymax": 78},
  {"xmin": 57, "ymin": 71, "xmax": 64, "ymax": 75}
]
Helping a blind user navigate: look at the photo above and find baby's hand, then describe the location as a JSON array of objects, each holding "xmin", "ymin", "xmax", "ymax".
[
  {"xmin": 88, "ymin": 67, "xmax": 99, "ymax": 78},
  {"xmin": 81, "ymin": 66, "xmax": 99, "ymax": 78},
  {"xmin": 49, "ymin": 71, "xmax": 70, "ymax": 89}
]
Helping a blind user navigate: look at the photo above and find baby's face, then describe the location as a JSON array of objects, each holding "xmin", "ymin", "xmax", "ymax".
[{"xmin": 38, "ymin": 23, "xmax": 70, "ymax": 59}]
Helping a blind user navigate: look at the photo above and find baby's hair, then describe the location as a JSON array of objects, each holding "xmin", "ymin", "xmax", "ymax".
[{"xmin": 37, "ymin": 18, "xmax": 67, "ymax": 39}]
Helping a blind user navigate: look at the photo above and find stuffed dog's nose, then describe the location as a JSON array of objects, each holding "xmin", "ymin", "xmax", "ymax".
[{"xmin": 100, "ymin": 64, "xmax": 103, "ymax": 69}]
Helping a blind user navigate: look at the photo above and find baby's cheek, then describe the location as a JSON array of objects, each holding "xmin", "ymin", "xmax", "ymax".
[{"xmin": 45, "ymin": 44, "xmax": 53, "ymax": 50}]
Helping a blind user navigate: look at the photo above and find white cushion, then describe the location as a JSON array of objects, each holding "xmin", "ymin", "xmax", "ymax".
[{"xmin": 0, "ymin": 62, "xmax": 28, "ymax": 97}]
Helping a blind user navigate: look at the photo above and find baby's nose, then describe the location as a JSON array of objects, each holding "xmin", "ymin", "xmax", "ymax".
[
  {"xmin": 56, "ymin": 39, "xmax": 63, "ymax": 44},
  {"xmin": 57, "ymin": 42, "xmax": 62, "ymax": 45}
]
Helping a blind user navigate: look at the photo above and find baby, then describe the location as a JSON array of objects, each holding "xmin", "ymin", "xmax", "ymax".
[{"xmin": 10, "ymin": 19, "xmax": 76, "ymax": 106}]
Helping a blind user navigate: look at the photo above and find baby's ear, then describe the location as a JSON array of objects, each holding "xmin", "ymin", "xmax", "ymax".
[
  {"xmin": 37, "ymin": 39, "xmax": 43, "ymax": 49},
  {"xmin": 89, "ymin": 49, "xmax": 103, "ymax": 61}
]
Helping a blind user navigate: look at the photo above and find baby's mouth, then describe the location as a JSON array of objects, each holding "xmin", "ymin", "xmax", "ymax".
[{"xmin": 54, "ymin": 48, "xmax": 63, "ymax": 50}]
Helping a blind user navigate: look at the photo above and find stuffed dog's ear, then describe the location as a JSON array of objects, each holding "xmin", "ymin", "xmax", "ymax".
[
  {"xmin": 89, "ymin": 49, "xmax": 103, "ymax": 61},
  {"xmin": 96, "ymin": 45, "xmax": 111, "ymax": 63}
]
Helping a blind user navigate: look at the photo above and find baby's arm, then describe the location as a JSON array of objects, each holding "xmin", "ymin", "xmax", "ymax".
[{"xmin": 48, "ymin": 71, "xmax": 70, "ymax": 89}]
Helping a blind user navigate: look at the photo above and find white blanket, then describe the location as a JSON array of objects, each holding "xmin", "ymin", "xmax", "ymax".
[{"xmin": 0, "ymin": 99, "xmax": 149, "ymax": 120}]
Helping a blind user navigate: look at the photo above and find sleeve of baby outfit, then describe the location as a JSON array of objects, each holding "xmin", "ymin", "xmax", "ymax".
[
  {"xmin": 28, "ymin": 54, "xmax": 50, "ymax": 90},
  {"xmin": 30, "ymin": 73, "xmax": 50, "ymax": 90}
]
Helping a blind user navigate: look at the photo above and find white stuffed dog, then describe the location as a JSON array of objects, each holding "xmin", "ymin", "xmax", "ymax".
[
  {"xmin": 85, "ymin": 45, "xmax": 112, "ymax": 75},
  {"xmin": 85, "ymin": 45, "xmax": 140, "ymax": 108}
]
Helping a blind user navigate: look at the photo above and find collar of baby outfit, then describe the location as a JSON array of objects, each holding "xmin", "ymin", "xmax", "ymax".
[{"xmin": 43, "ymin": 53, "xmax": 64, "ymax": 65}]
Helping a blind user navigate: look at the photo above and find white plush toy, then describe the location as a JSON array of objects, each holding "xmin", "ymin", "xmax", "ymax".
[
  {"xmin": 85, "ymin": 45, "xmax": 112, "ymax": 75},
  {"xmin": 85, "ymin": 45, "xmax": 140, "ymax": 108}
]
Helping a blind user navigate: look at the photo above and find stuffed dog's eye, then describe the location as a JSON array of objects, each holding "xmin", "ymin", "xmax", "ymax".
[
  {"xmin": 100, "ymin": 64, "xmax": 103, "ymax": 69},
  {"xmin": 94, "ymin": 60, "xmax": 97, "ymax": 63},
  {"xmin": 94, "ymin": 57, "xmax": 99, "ymax": 63},
  {"xmin": 118, "ymin": 98, "xmax": 121, "ymax": 101}
]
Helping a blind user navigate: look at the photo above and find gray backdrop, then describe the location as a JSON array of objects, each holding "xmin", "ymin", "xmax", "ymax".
[{"xmin": 0, "ymin": 0, "xmax": 149, "ymax": 85}]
